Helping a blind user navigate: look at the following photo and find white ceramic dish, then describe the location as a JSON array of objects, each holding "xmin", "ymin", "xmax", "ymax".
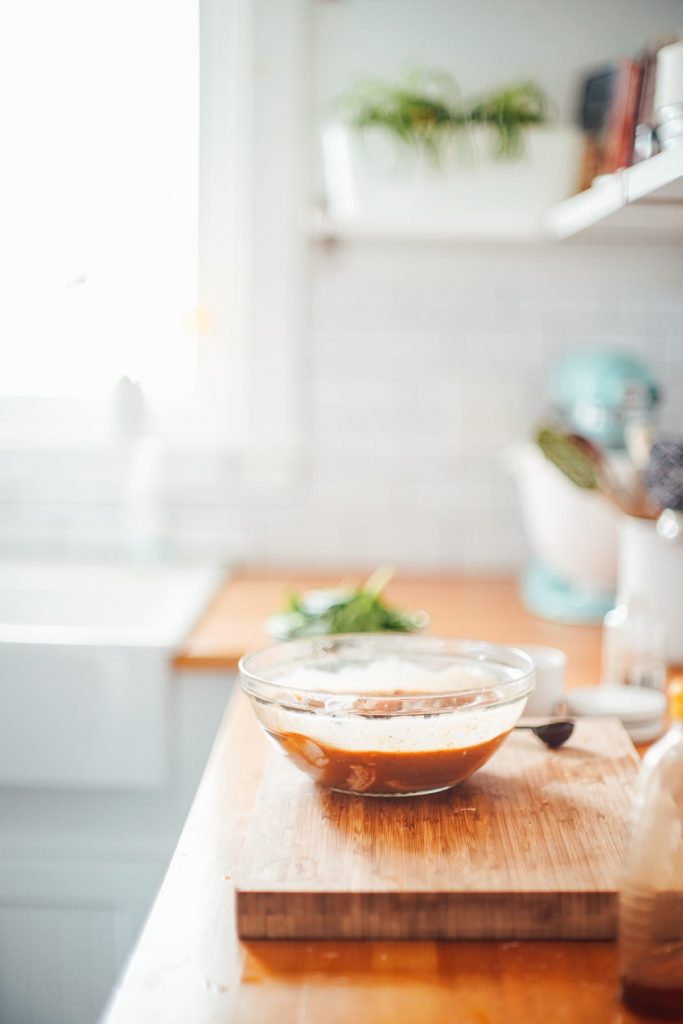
[
  {"xmin": 514, "ymin": 644, "xmax": 566, "ymax": 716},
  {"xmin": 564, "ymin": 684, "xmax": 666, "ymax": 742}
]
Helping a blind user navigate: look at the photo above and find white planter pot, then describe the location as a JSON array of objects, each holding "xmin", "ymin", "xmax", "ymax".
[
  {"xmin": 618, "ymin": 516, "xmax": 683, "ymax": 664},
  {"xmin": 322, "ymin": 122, "xmax": 583, "ymax": 237}
]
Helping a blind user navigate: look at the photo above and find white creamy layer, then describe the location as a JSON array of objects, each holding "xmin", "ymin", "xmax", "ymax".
[
  {"xmin": 257, "ymin": 658, "xmax": 525, "ymax": 752},
  {"xmin": 275, "ymin": 656, "xmax": 499, "ymax": 695}
]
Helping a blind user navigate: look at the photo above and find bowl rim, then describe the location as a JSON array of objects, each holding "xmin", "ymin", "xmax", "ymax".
[{"xmin": 238, "ymin": 633, "xmax": 536, "ymax": 717}]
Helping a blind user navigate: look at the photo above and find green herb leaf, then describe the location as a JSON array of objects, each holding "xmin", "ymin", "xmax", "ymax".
[{"xmin": 267, "ymin": 571, "xmax": 429, "ymax": 640}]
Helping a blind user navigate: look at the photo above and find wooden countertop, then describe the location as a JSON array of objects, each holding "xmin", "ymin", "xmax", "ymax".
[
  {"xmin": 173, "ymin": 572, "xmax": 602, "ymax": 682},
  {"xmin": 106, "ymin": 573, "xmax": 659, "ymax": 1024}
]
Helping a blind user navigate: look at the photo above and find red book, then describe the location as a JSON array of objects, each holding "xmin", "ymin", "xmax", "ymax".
[{"xmin": 601, "ymin": 59, "xmax": 643, "ymax": 174}]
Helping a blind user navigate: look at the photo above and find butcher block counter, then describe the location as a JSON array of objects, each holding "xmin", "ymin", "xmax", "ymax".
[{"xmin": 104, "ymin": 573, "xmax": 658, "ymax": 1024}]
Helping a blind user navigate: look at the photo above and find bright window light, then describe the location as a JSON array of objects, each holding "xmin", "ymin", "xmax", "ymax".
[{"xmin": 0, "ymin": 0, "xmax": 198, "ymax": 398}]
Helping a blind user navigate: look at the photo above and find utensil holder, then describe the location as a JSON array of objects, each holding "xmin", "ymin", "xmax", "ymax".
[{"xmin": 618, "ymin": 516, "xmax": 683, "ymax": 664}]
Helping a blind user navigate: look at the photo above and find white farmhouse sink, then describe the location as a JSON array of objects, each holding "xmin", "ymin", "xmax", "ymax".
[{"xmin": 0, "ymin": 564, "xmax": 222, "ymax": 789}]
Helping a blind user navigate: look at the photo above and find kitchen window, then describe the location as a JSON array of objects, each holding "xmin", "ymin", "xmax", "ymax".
[
  {"xmin": 1, "ymin": 0, "xmax": 200, "ymax": 442},
  {"xmin": 0, "ymin": 0, "xmax": 304, "ymax": 456}
]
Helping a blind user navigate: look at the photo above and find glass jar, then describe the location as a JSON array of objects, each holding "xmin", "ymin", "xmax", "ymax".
[
  {"xmin": 602, "ymin": 594, "xmax": 667, "ymax": 691},
  {"xmin": 619, "ymin": 680, "xmax": 683, "ymax": 1018}
]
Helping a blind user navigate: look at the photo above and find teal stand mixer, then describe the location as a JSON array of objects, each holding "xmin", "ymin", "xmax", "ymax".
[{"xmin": 514, "ymin": 350, "xmax": 659, "ymax": 624}]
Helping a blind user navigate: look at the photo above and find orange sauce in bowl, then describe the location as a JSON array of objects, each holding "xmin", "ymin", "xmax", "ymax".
[{"xmin": 265, "ymin": 729, "xmax": 510, "ymax": 796}]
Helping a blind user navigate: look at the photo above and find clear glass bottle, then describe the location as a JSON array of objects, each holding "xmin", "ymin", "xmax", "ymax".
[
  {"xmin": 619, "ymin": 679, "xmax": 683, "ymax": 1018},
  {"xmin": 602, "ymin": 594, "xmax": 667, "ymax": 691}
]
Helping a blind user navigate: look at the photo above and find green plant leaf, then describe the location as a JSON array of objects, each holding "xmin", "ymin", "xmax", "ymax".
[{"xmin": 339, "ymin": 73, "xmax": 548, "ymax": 162}]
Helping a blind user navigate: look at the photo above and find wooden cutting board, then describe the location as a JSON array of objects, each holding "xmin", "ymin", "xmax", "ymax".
[{"xmin": 235, "ymin": 719, "xmax": 639, "ymax": 941}]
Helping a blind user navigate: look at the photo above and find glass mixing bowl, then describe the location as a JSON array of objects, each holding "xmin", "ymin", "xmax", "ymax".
[{"xmin": 239, "ymin": 634, "xmax": 535, "ymax": 797}]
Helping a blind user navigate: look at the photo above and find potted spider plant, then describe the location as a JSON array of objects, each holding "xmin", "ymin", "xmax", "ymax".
[{"xmin": 321, "ymin": 72, "xmax": 582, "ymax": 236}]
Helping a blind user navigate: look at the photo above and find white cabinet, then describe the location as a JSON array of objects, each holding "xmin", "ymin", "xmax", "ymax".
[
  {"xmin": 0, "ymin": 664, "xmax": 234, "ymax": 1024},
  {"xmin": 0, "ymin": 875, "xmax": 150, "ymax": 1024},
  {"xmin": 0, "ymin": 643, "xmax": 169, "ymax": 789}
]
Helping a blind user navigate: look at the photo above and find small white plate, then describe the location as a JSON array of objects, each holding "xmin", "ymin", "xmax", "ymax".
[{"xmin": 565, "ymin": 684, "xmax": 666, "ymax": 741}]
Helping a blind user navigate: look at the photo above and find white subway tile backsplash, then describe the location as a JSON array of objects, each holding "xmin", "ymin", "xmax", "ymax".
[
  {"xmin": 659, "ymin": 375, "xmax": 683, "ymax": 433},
  {"xmin": 2, "ymin": 240, "xmax": 683, "ymax": 571},
  {"xmin": 665, "ymin": 333, "xmax": 683, "ymax": 368},
  {"xmin": 287, "ymin": 240, "xmax": 683, "ymax": 569}
]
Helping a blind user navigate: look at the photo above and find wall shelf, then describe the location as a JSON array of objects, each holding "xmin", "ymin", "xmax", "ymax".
[
  {"xmin": 309, "ymin": 212, "xmax": 545, "ymax": 244},
  {"xmin": 542, "ymin": 148, "xmax": 683, "ymax": 242}
]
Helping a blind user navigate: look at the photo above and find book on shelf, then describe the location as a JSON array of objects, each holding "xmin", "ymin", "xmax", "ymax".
[
  {"xmin": 601, "ymin": 59, "xmax": 642, "ymax": 174},
  {"xmin": 576, "ymin": 59, "xmax": 642, "ymax": 190},
  {"xmin": 576, "ymin": 37, "xmax": 682, "ymax": 188}
]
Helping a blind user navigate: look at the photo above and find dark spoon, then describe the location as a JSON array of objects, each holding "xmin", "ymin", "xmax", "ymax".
[{"xmin": 514, "ymin": 719, "xmax": 576, "ymax": 749}]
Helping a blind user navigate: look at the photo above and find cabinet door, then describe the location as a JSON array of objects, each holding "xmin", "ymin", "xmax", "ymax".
[
  {"xmin": 0, "ymin": 859, "xmax": 164, "ymax": 1024},
  {"xmin": 0, "ymin": 904, "xmax": 130, "ymax": 1024}
]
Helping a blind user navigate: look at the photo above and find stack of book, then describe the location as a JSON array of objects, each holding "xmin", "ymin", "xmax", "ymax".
[{"xmin": 576, "ymin": 40, "xmax": 679, "ymax": 191}]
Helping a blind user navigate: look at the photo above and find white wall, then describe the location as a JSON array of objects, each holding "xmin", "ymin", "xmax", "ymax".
[{"xmin": 312, "ymin": 0, "xmax": 683, "ymax": 121}]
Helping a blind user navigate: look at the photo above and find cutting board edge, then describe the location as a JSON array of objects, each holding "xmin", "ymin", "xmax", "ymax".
[{"xmin": 235, "ymin": 888, "xmax": 617, "ymax": 941}]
